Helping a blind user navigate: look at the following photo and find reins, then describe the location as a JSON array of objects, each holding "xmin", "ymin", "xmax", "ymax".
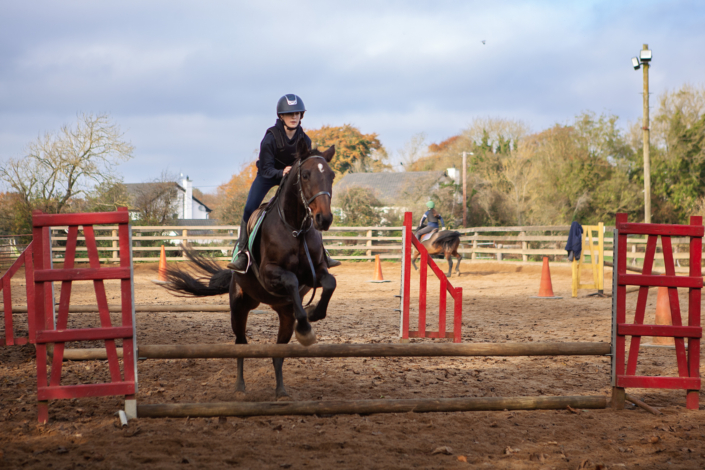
[{"xmin": 268, "ymin": 156, "xmax": 331, "ymax": 305}]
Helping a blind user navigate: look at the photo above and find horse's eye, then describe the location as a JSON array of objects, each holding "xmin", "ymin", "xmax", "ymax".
[{"xmin": 302, "ymin": 171, "xmax": 310, "ymax": 180}]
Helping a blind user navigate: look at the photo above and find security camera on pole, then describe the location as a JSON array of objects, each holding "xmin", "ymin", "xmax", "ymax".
[{"xmin": 631, "ymin": 44, "xmax": 653, "ymax": 223}]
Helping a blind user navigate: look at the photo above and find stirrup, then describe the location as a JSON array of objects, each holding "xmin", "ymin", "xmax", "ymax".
[{"xmin": 227, "ymin": 250, "xmax": 251, "ymax": 274}]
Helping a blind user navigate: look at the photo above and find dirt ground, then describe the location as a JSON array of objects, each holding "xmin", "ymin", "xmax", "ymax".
[{"xmin": 1, "ymin": 260, "xmax": 704, "ymax": 469}]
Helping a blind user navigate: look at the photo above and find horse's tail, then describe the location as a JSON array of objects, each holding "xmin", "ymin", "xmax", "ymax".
[
  {"xmin": 432, "ymin": 231, "xmax": 461, "ymax": 251},
  {"xmin": 162, "ymin": 243, "xmax": 231, "ymax": 297}
]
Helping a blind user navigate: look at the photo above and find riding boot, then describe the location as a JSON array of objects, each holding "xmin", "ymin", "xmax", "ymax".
[
  {"xmin": 325, "ymin": 248, "xmax": 341, "ymax": 268},
  {"xmin": 227, "ymin": 219, "xmax": 250, "ymax": 273}
]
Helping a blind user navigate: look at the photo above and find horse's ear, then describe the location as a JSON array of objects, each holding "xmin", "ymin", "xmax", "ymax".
[
  {"xmin": 321, "ymin": 145, "xmax": 335, "ymax": 163},
  {"xmin": 297, "ymin": 137, "xmax": 310, "ymax": 160}
]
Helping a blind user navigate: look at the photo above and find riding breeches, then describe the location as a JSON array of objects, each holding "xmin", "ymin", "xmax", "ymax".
[
  {"xmin": 242, "ymin": 174, "xmax": 280, "ymax": 223},
  {"xmin": 416, "ymin": 224, "xmax": 437, "ymax": 239}
]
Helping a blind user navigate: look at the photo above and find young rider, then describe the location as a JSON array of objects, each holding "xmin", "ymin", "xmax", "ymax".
[
  {"xmin": 227, "ymin": 94, "xmax": 341, "ymax": 273},
  {"xmin": 416, "ymin": 201, "xmax": 445, "ymax": 239}
]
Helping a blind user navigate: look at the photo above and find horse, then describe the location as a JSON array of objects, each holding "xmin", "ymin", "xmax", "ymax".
[
  {"xmin": 412, "ymin": 230, "xmax": 462, "ymax": 277},
  {"xmin": 162, "ymin": 138, "xmax": 337, "ymax": 400}
]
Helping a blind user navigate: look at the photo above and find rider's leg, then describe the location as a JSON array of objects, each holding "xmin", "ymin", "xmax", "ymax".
[
  {"xmin": 415, "ymin": 225, "xmax": 435, "ymax": 239},
  {"xmin": 324, "ymin": 247, "xmax": 341, "ymax": 267},
  {"xmin": 227, "ymin": 175, "xmax": 276, "ymax": 272}
]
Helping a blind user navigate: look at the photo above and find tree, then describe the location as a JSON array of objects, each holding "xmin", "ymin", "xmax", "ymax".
[
  {"xmin": 213, "ymin": 161, "xmax": 258, "ymax": 224},
  {"xmin": 332, "ymin": 186, "xmax": 383, "ymax": 226},
  {"xmin": 306, "ymin": 124, "xmax": 390, "ymax": 174},
  {"xmin": 130, "ymin": 172, "xmax": 182, "ymax": 225},
  {"xmin": 0, "ymin": 113, "xmax": 133, "ymax": 232}
]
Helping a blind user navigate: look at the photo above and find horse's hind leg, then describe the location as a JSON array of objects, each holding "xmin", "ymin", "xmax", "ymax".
[
  {"xmin": 230, "ymin": 283, "xmax": 259, "ymax": 396},
  {"xmin": 446, "ymin": 251, "xmax": 453, "ymax": 277},
  {"xmin": 454, "ymin": 249, "xmax": 462, "ymax": 275},
  {"xmin": 272, "ymin": 304, "xmax": 296, "ymax": 400},
  {"xmin": 411, "ymin": 250, "xmax": 419, "ymax": 271}
]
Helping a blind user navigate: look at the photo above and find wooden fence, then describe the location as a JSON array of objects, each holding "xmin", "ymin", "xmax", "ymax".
[{"xmin": 19, "ymin": 224, "xmax": 705, "ymax": 270}]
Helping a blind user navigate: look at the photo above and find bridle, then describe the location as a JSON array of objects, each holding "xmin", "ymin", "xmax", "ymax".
[
  {"xmin": 277, "ymin": 156, "xmax": 331, "ymax": 238},
  {"xmin": 273, "ymin": 155, "xmax": 332, "ymax": 305}
]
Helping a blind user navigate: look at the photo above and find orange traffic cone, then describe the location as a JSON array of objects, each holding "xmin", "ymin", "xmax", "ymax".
[
  {"xmin": 158, "ymin": 245, "xmax": 167, "ymax": 281},
  {"xmin": 369, "ymin": 254, "xmax": 391, "ymax": 283},
  {"xmin": 651, "ymin": 278, "xmax": 674, "ymax": 346},
  {"xmin": 532, "ymin": 257, "xmax": 562, "ymax": 299}
]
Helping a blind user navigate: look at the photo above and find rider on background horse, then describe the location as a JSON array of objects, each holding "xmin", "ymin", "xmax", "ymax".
[
  {"xmin": 227, "ymin": 94, "xmax": 341, "ymax": 273},
  {"xmin": 416, "ymin": 201, "xmax": 445, "ymax": 239}
]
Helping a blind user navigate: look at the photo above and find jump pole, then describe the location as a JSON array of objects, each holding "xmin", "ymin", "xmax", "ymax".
[
  {"xmin": 138, "ymin": 396, "xmax": 609, "ymax": 418},
  {"xmin": 57, "ymin": 342, "xmax": 611, "ymax": 361}
]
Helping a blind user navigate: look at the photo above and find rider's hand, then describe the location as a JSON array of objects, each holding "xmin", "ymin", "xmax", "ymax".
[{"xmin": 283, "ymin": 166, "xmax": 292, "ymax": 176}]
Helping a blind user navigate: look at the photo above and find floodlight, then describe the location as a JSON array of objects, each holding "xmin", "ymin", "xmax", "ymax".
[
  {"xmin": 640, "ymin": 49, "xmax": 652, "ymax": 62},
  {"xmin": 631, "ymin": 57, "xmax": 641, "ymax": 70}
]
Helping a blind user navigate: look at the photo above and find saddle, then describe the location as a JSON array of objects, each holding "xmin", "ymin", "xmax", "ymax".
[{"xmin": 418, "ymin": 228, "xmax": 438, "ymax": 243}]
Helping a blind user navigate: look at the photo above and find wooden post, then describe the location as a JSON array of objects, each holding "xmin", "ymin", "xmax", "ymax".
[
  {"xmin": 112, "ymin": 229, "xmax": 118, "ymax": 261},
  {"xmin": 642, "ymin": 44, "xmax": 651, "ymax": 223},
  {"xmin": 471, "ymin": 232, "xmax": 478, "ymax": 260},
  {"xmin": 571, "ymin": 258, "xmax": 579, "ymax": 298},
  {"xmin": 366, "ymin": 229, "xmax": 372, "ymax": 260},
  {"xmin": 521, "ymin": 231, "xmax": 528, "ymax": 262},
  {"xmin": 462, "ymin": 152, "xmax": 467, "ymax": 228}
]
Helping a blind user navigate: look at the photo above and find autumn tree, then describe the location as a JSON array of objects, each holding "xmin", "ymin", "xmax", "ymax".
[
  {"xmin": 213, "ymin": 161, "xmax": 258, "ymax": 224},
  {"xmin": 306, "ymin": 124, "xmax": 390, "ymax": 174}
]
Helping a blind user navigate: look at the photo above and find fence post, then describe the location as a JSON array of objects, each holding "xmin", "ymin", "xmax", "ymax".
[
  {"xmin": 366, "ymin": 229, "xmax": 372, "ymax": 260},
  {"xmin": 497, "ymin": 243, "xmax": 502, "ymax": 261},
  {"xmin": 521, "ymin": 231, "xmax": 528, "ymax": 262},
  {"xmin": 472, "ymin": 232, "xmax": 478, "ymax": 260},
  {"xmin": 112, "ymin": 229, "xmax": 118, "ymax": 261}
]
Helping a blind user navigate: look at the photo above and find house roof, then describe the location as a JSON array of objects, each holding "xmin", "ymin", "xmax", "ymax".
[
  {"xmin": 124, "ymin": 182, "xmax": 212, "ymax": 213},
  {"xmin": 334, "ymin": 171, "xmax": 447, "ymax": 205}
]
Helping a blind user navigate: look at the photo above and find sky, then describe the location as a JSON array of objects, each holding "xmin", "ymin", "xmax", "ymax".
[{"xmin": 1, "ymin": 0, "xmax": 704, "ymax": 193}]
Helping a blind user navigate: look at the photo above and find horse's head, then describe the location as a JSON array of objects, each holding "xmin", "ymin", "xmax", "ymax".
[{"xmin": 296, "ymin": 137, "xmax": 336, "ymax": 231}]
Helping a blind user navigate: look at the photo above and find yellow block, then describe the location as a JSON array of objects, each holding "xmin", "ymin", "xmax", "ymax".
[{"xmin": 572, "ymin": 223, "xmax": 604, "ymax": 297}]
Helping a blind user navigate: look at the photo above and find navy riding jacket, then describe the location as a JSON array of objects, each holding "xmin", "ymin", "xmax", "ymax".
[{"xmin": 256, "ymin": 120, "xmax": 312, "ymax": 182}]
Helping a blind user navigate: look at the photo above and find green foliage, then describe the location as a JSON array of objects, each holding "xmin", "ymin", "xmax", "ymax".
[{"xmin": 333, "ymin": 186, "xmax": 383, "ymax": 226}]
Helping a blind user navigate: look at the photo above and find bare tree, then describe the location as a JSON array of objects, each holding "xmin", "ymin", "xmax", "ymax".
[
  {"xmin": 397, "ymin": 132, "xmax": 428, "ymax": 170},
  {"xmin": 0, "ymin": 113, "xmax": 134, "ymax": 215},
  {"xmin": 130, "ymin": 171, "xmax": 181, "ymax": 225}
]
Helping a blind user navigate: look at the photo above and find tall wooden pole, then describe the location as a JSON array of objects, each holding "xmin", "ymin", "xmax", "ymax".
[
  {"xmin": 462, "ymin": 152, "xmax": 467, "ymax": 227},
  {"xmin": 642, "ymin": 44, "xmax": 651, "ymax": 223}
]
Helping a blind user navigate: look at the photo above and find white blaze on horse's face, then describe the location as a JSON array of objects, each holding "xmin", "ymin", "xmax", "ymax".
[{"xmin": 318, "ymin": 163, "xmax": 324, "ymax": 173}]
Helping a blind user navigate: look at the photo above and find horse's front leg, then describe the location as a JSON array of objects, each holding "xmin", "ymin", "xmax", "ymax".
[
  {"xmin": 306, "ymin": 271, "xmax": 336, "ymax": 322},
  {"xmin": 411, "ymin": 250, "xmax": 419, "ymax": 271},
  {"xmin": 264, "ymin": 266, "xmax": 316, "ymax": 346},
  {"xmin": 271, "ymin": 304, "xmax": 296, "ymax": 400}
]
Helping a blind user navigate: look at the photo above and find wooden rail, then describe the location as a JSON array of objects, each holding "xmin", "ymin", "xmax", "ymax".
[
  {"xmin": 56, "ymin": 342, "xmax": 611, "ymax": 361},
  {"xmin": 137, "ymin": 396, "xmax": 609, "ymax": 418},
  {"xmin": 1, "ymin": 223, "xmax": 690, "ymax": 267}
]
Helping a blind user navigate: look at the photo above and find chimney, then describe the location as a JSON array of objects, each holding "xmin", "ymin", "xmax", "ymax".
[{"xmin": 182, "ymin": 176, "xmax": 193, "ymax": 219}]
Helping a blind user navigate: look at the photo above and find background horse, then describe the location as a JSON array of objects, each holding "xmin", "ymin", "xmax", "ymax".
[
  {"xmin": 412, "ymin": 230, "xmax": 462, "ymax": 277},
  {"xmin": 163, "ymin": 138, "xmax": 336, "ymax": 400}
]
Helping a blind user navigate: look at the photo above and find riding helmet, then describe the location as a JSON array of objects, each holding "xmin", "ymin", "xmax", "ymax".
[
  {"xmin": 276, "ymin": 94, "xmax": 306, "ymax": 115},
  {"xmin": 426, "ymin": 201, "xmax": 435, "ymax": 209}
]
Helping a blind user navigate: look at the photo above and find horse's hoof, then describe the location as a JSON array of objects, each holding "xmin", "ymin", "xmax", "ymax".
[
  {"xmin": 305, "ymin": 303, "xmax": 318, "ymax": 320},
  {"xmin": 295, "ymin": 327, "xmax": 317, "ymax": 347},
  {"xmin": 234, "ymin": 391, "xmax": 247, "ymax": 400},
  {"xmin": 276, "ymin": 393, "xmax": 293, "ymax": 402}
]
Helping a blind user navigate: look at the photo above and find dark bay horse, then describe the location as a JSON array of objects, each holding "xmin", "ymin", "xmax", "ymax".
[
  {"xmin": 412, "ymin": 230, "xmax": 462, "ymax": 277},
  {"xmin": 163, "ymin": 138, "xmax": 337, "ymax": 400}
]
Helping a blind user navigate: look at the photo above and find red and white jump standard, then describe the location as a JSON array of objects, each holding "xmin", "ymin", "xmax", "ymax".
[
  {"xmin": 611, "ymin": 213, "xmax": 702, "ymax": 410},
  {"xmin": 32, "ymin": 208, "xmax": 138, "ymax": 423},
  {"xmin": 399, "ymin": 212, "xmax": 463, "ymax": 343}
]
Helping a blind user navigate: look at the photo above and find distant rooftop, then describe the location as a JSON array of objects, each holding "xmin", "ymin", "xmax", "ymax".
[{"xmin": 334, "ymin": 171, "xmax": 447, "ymax": 205}]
